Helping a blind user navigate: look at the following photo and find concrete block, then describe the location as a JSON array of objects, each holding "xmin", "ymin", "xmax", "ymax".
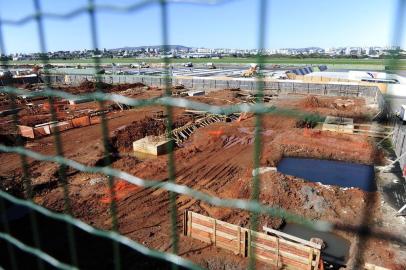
[
  {"xmin": 33, "ymin": 126, "xmax": 48, "ymax": 137},
  {"xmin": 35, "ymin": 121, "xmax": 56, "ymax": 135},
  {"xmin": 187, "ymin": 90, "xmax": 205, "ymax": 96},
  {"xmin": 71, "ymin": 116, "xmax": 91, "ymax": 128},
  {"xmin": 18, "ymin": 125, "xmax": 35, "ymax": 139},
  {"xmin": 68, "ymin": 97, "xmax": 94, "ymax": 105},
  {"xmin": 133, "ymin": 136, "xmax": 173, "ymax": 156},
  {"xmin": 90, "ymin": 116, "xmax": 101, "ymax": 125},
  {"xmin": 50, "ymin": 121, "xmax": 72, "ymax": 133},
  {"xmin": 322, "ymin": 116, "xmax": 354, "ymax": 134}
]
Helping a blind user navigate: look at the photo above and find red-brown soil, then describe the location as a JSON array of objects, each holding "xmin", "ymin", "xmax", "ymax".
[{"xmin": 0, "ymin": 88, "xmax": 403, "ymax": 269}]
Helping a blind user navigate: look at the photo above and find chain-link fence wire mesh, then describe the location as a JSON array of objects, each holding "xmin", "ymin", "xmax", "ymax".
[{"xmin": 0, "ymin": 0, "xmax": 405, "ymax": 269}]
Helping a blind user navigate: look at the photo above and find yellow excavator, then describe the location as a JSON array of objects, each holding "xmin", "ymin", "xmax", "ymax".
[{"xmin": 241, "ymin": 63, "xmax": 259, "ymax": 77}]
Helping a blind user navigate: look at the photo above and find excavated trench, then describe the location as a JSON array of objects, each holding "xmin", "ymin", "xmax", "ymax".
[
  {"xmin": 277, "ymin": 157, "xmax": 376, "ymax": 191},
  {"xmin": 281, "ymin": 223, "xmax": 350, "ymax": 269},
  {"xmin": 275, "ymin": 157, "xmax": 376, "ymax": 268}
]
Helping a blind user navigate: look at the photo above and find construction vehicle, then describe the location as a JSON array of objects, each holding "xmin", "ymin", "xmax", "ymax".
[
  {"xmin": 206, "ymin": 62, "xmax": 216, "ymax": 69},
  {"xmin": 241, "ymin": 63, "xmax": 258, "ymax": 77},
  {"xmin": 141, "ymin": 62, "xmax": 150, "ymax": 68}
]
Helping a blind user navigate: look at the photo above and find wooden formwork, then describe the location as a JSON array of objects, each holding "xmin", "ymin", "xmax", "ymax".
[
  {"xmin": 183, "ymin": 210, "xmax": 247, "ymax": 256},
  {"xmin": 183, "ymin": 210, "xmax": 321, "ymax": 270},
  {"xmin": 171, "ymin": 114, "xmax": 227, "ymax": 146}
]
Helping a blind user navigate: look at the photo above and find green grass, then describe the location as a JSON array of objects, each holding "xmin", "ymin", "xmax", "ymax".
[{"xmin": 6, "ymin": 57, "xmax": 406, "ymax": 69}]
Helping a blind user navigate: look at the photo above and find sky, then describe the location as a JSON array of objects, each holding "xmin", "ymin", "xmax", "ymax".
[{"xmin": 0, "ymin": 0, "xmax": 404, "ymax": 54}]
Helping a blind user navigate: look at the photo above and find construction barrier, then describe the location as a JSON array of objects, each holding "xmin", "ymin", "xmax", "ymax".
[
  {"xmin": 71, "ymin": 115, "xmax": 91, "ymax": 128},
  {"xmin": 18, "ymin": 115, "xmax": 100, "ymax": 139},
  {"xmin": 44, "ymin": 74, "xmax": 381, "ymax": 98},
  {"xmin": 183, "ymin": 210, "xmax": 321, "ymax": 270}
]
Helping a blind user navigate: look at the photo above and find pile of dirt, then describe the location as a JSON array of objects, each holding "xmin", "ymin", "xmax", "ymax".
[
  {"xmin": 110, "ymin": 115, "xmax": 191, "ymax": 152},
  {"xmin": 173, "ymin": 84, "xmax": 185, "ymax": 90},
  {"xmin": 279, "ymin": 95, "xmax": 372, "ymax": 122},
  {"xmin": 110, "ymin": 83, "xmax": 147, "ymax": 92},
  {"xmin": 17, "ymin": 112, "xmax": 68, "ymax": 127},
  {"xmin": 19, "ymin": 114, "xmax": 54, "ymax": 126},
  {"xmin": 303, "ymin": 95, "xmax": 327, "ymax": 108},
  {"xmin": 110, "ymin": 118, "xmax": 167, "ymax": 151},
  {"xmin": 55, "ymin": 81, "xmax": 146, "ymax": 94},
  {"xmin": 76, "ymin": 80, "xmax": 111, "ymax": 92},
  {"xmin": 302, "ymin": 95, "xmax": 360, "ymax": 111}
]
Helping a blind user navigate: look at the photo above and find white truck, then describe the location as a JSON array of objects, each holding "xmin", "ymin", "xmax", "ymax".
[{"xmin": 206, "ymin": 62, "xmax": 216, "ymax": 69}]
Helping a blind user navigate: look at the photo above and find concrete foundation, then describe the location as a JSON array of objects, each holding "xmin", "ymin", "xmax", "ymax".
[
  {"xmin": 322, "ymin": 116, "xmax": 354, "ymax": 134},
  {"xmin": 133, "ymin": 136, "xmax": 173, "ymax": 156},
  {"xmin": 187, "ymin": 90, "xmax": 205, "ymax": 96}
]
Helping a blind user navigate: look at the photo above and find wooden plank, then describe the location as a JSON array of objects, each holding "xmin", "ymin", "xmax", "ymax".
[
  {"xmin": 216, "ymin": 219, "xmax": 241, "ymax": 230},
  {"xmin": 313, "ymin": 250, "xmax": 321, "ymax": 270},
  {"xmin": 353, "ymin": 129, "xmax": 392, "ymax": 135},
  {"xmin": 307, "ymin": 249, "xmax": 313, "ymax": 270},
  {"xmin": 191, "ymin": 233, "xmax": 212, "ymax": 244},
  {"xmin": 191, "ymin": 216, "xmax": 214, "ymax": 228},
  {"xmin": 190, "ymin": 228, "xmax": 211, "ymax": 243},
  {"xmin": 216, "ymin": 223, "xmax": 240, "ymax": 235},
  {"xmin": 276, "ymin": 237, "xmax": 280, "ymax": 269},
  {"xmin": 213, "ymin": 219, "xmax": 217, "ymax": 245},
  {"xmin": 191, "ymin": 227, "xmax": 241, "ymax": 251},
  {"xmin": 354, "ymin": 123, "xmax": 393, "ymax": 129},
  {"xmin": 364, "ymin": 263, "xmax": 391, "ymax": 270},
  {"xmin": 191, "ymin": 212, "xmax": 213, "ymax": 222},
  {"xmin": 248, "ymin": 229, "xmax": 252, "ymax": 257},
  {"xmin": 263, "ymin": 226, "xmax": 322, "ymax": 249},
  {"xmin": 214, "ymin": 234, "xmax": 238, "ymax": 245},
  {"xmin": 188, "ymin": 211, "xmax": 192, "ymax": 237},
  {"xmin": 254, "ymin": 234, "xmax": 311, "ymax": 256},
  {"xmin": 216, "ymin": 240, "xmax": 238, "ymax": 253},
  {"xmin": 191, "ymin": 222, "xmax": 237, "ymax": 241},
  {"xmin": 251, "ymin": 241, "xmax": 310, "ymax": 265},
  {"xmin": 254, "ymin": 248, "xmax": 309, "ymax": 270},
  {"xmin": 237, "ymin": 227, "xmax": 241, "ymax": 255}
]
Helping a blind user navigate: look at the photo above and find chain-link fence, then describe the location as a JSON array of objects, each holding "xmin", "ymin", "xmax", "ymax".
[{"xmin": 0, "ymin": 0, "xmax": 405, "ymax": 269}]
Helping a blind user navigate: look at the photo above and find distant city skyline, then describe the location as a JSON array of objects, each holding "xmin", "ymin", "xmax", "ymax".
[
  {"xmin": 8, "ymin": 44, "xmax": 404, "ymax": 62},
  {"xmin": 0, "ymin": 0, "xmax": 405, "ymax": 54},
  {"xmin": 6, "ymin": 44, "xmax": 404, "ymax": 55}
]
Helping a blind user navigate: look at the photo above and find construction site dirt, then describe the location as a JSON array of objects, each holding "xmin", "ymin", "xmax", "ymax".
[{"xmin": 1, "ymin": 84, "xmax": 405, "ymax": 270}]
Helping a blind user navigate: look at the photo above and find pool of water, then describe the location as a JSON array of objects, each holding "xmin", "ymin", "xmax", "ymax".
[
  {"xmin": 277, "ymin": 157, "xmax": 376, "ymax": 191},
  {"xmin": 282, "ymin": 223, "xmax": 350, "ymax": 268}
]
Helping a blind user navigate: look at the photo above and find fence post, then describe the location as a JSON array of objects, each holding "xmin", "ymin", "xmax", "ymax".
[
  {"xmin": 183, "ymin": 210, "xmax": 188, "ymax": 236},
  {"xmin": 237, "ymin": 227, "xmax": 241, "ymax": 255},
  {"xmin": 314, "ymin": 249, "xmax": 321, "ymax": 270},
  {"xmin": 307, "ymin": 249, "xmax": 313, "ymax": 270},
  {"xmin": 212, "ymin": 219, "xmax": 216, "ymax": 245},
  {"xmin": 276, "ymin": 237, "xmax": 280, "ymax": 269},
  {"xmin": 248, "ymin": 230, "xmax": 252, "ymax": 258},
  {"xmin": 187, "ymin": 211, "xmax": 192, "ymax": 237},
  {"xmin": 242, "ymin": 229, "xmax": 248, "ymax": 257}
]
